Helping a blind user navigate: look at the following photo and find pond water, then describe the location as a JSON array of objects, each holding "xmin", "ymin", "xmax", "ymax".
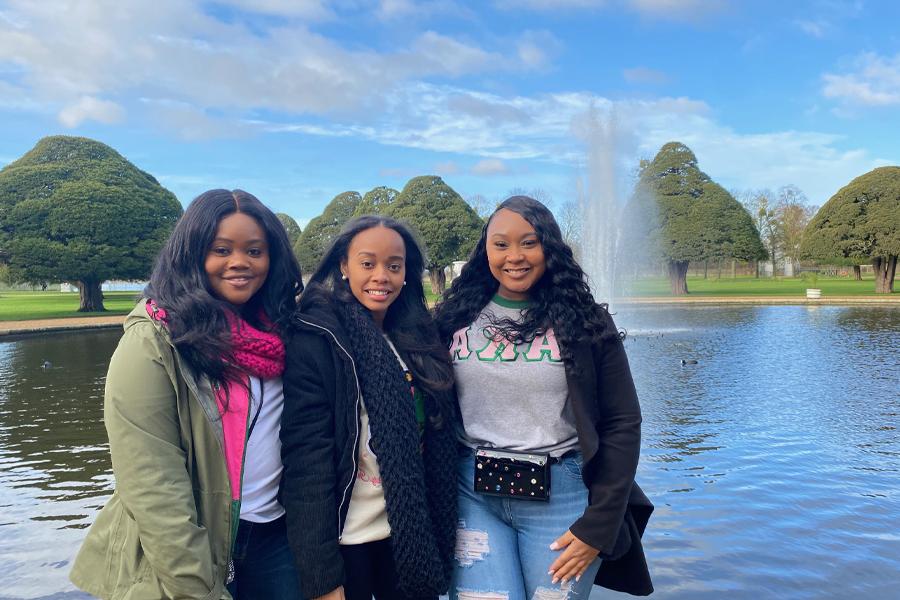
[{"xmin": 0, "ymin": 305, "xmax": 898, "ymax": 599}]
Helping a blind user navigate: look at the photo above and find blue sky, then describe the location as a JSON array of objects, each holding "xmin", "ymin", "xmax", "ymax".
[{"xmin": 1, "ymin": 0, "xmax": 898, "ymax": 226}]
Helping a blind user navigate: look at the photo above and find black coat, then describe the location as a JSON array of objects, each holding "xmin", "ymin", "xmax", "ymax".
[
  {"xmin": 280, "ymin": 302, "xmax": 368, "ymax": 598},
  {"xmin": 564, "ymin": 313, "xmax": 654, "ymax": 596},
  {"xmin": 280, "ymin": 298, "xmax": 457, "ymax": 598}
]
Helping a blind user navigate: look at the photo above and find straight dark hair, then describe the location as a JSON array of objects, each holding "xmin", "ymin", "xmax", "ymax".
[
  {"xmin": 434, "ymin": 195, "xmax": 620, "ymax": 368},
  {"xmin": 146, "ymin": 189, "xmax": 303, "ymax": 386},
  {"xmin": 301, "ymin": 215, "xmax": 455, "ymax": 419}
]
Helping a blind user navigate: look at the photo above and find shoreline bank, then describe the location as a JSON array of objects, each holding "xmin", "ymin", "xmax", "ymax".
[
  {"xmin": 618, "ymin": 295, "xmax": 900, "ymax": 306},
  {"xmin": 0, "ymin": 315, "xmax": 126, "ymax": 338},
  {"xmin": 2, "ymin": 295, "xmax": 898, "ymax": 337}
]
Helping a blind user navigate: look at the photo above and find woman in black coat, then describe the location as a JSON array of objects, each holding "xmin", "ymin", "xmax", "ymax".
[
  {"xmin": 434, "ymin": 196, "xmax": 653, "ymax": 597},
  {"xmin": 280, "ymin": 216, "xmax": 458, "ymax": 600}
]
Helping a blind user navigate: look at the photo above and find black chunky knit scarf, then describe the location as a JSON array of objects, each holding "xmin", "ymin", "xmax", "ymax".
[{"xmin": 336, "ymin": 300, "xmax": 457, "ymax": 596}]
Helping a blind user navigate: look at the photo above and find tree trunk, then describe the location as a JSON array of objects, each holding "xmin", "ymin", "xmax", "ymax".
[
  {"xmin": 731, "ymin": 259, "xmax": 736, "ymax": 278},
  {"xmin": 667, "ymin": 260, "xmax": 689, "ymax": 295},
  {"xmin": 873, "ymin": 256, "xmax": 897, "ymax": 294},
  {"xmin": 853, "ymin": 265, "xmax": 862, "ymax": 281},
  {"xmin": 755, "ymin": 260, "xmax": 760, "ymax": 278},
  {"xmin": 703, "ymin": 260, "xmax": 708, "ymax": 279},
  {"xmin": 716, "ymin": 259, "xmax": 723, "ymax": 279},
  {"xmin": 77, "ymin": 280, "xmax": 106, "ymax": 312},
  {"xmin": 428, "ymin": 267, "xmax": 447, "ymax": 296}
]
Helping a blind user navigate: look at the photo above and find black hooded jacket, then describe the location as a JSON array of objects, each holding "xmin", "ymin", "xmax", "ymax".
[{"xmin": 279, "ymin": 296, "xmax": 456, "ymax": 598}]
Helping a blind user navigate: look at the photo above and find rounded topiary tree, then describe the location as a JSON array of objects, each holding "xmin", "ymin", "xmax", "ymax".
[
  {"xmin": 623, "ymin": 142, "xmax": 766, "ymax": 295},
  {"xmin": 354, "ymin": 186, "xmax": 399, "ymax": 217},
  {"xmin": 292, "ymin": 191, "xmax": 361, "ymax": 274},
  {"xmin": 800, "ymin": 166, "xmax": 900, "ymax": 293},
  {"xmin": 0, "ymin": 136, "xmax": 182, "ymax": 311},
  {"xmin": 276, "ymin": 213, "xmax": 303, "ymax": 248},
  {"xmin": 384, "ymin": 176, "xmax": 483, "ymax": 294}
]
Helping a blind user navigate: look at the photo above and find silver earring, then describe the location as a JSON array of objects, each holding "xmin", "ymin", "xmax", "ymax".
[
  {"xmin": 341, "ymin": 274, "xmax": 347, "ymax": 280},
  {"xmin": 403, "ymin": 281, "xmax": 407, "ymax": 286}
]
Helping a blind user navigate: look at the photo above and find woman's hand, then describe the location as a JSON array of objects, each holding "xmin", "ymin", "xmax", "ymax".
[
  {"xmin": 548, "ymin": 530, "xmax": 600, "ymax": 584},
  {"xmin": 313, "ymin": 586, "xmax": 345, "ymax": 600}
]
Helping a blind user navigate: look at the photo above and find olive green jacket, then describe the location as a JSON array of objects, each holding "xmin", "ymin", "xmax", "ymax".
[{"xmin": 70, "ymin": 301, "xmax": 234, "ymax": 599}]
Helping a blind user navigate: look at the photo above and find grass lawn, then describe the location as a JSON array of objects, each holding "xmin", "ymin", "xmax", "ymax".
[
  {"xmin": 0, "ymin": 291, "xmax": 141, "ymax": 321},
  {"xmin": 629, "ymin": 275, "xmax": 898, "ymax": 296},
  {"xmin": 3, "ymin": 277, "xmax": 895, "ymax": 322}
]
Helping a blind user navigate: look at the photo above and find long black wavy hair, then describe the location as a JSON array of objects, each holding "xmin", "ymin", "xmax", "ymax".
[
  {"xmin": 300, "ymin": 215, "xmax": 455, "ymax": 419},
  {"xmin": 434, "ymin": 195, "xmax": 621, "ymax": 368},
  {"xmin": 145, "ymin": 189, "xmax": 303, "ymax": 386}
]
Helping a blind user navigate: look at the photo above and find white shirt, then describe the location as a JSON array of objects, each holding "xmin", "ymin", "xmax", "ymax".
[{"xmin": 240, "ymin": 376, "xmax": 286, "ymax": 523}]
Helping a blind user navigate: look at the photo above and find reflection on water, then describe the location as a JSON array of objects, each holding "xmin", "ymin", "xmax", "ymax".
[
  {"xmin": 607, "ymin": 305, "xmax": 900, "ymax": 599},
  {"xmin": 0, "ymin": 307, "xmax": 898, "ymax": 599},
  {"xmin": 0, "ymin": 330, "xmax": 118, "ymax": 600}
]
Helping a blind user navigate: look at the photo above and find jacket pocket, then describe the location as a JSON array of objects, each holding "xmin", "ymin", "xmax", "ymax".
[{"xmin": 110, "ymin": 507, "xmax": 153, "ymax": 596}]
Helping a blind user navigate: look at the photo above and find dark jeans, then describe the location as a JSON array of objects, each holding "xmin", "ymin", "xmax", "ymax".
[
  {"xmin": 341, "ymin": 537, "xmax": 437, "ymax": 600},
  {"xmin": 226, "ymin": 515, "xmax": 302, "ymax": 600}
]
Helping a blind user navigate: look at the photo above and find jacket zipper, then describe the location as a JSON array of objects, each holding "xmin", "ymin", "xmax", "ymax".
[{"xmin": 296, "ymin": 317, "xmax": 362, "ymax": 540}]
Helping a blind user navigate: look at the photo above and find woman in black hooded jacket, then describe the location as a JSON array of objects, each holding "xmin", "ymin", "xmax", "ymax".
[{"xmin": 280, "ymin": 215, "xmax": 458, "ymax": 600}]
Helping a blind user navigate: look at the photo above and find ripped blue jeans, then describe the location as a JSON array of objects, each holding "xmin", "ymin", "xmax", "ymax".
[{"xmin": 450, "ymin": 449, "xmax": 602, "ymax": 600}]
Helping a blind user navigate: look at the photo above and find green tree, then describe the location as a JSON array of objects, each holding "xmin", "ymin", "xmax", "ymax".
[
  {"xmin": 383, "ymin": 176, "xmax": 483, "ymax": 293},
  {"xmin": 0, "ymin": 136, "xmax": 182, "ymax": 311},
  {"xmin": 293, "ymin": 191, "xmax": 361, "ymax": 274},
  {"xmin": 800, "ymin": 166, "xmax": 900, "ymax": 293},
  {"xmin": 353, "ymin": 186, "xmax": 399, "ymax": 216},
  {"xmin": 276, "ymin": 213, "xmax": 302, "ymax": 247},
  {"xmin": 624, "ymin": 142, "xmax": 766, "ymax": 294}
]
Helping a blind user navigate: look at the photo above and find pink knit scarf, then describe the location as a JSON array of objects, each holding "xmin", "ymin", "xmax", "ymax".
[
  {"xmin": 224, "ymin": 311, "xmax": 285, "ymax": 379},
  {"xmin": 145, "ymin": 299, "xmax": 285, "ymax": 500}
]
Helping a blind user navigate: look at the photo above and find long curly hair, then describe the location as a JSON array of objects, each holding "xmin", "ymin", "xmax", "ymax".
[
  {"xmin": 434, "ymin": 195, "xmax": 621, "ymax": 367},
  {"xmin": 301, "ymin": 215, "xmax": 455, "ymax": 421},
  {"xmin": 145, "ymin": 189, "xmax": 303, "ymax": 386}
]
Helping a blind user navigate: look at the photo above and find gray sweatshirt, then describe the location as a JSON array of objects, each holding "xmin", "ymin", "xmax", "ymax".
[{"xmin": 450, "ymin": 295, "xmax": 579, "ymax": 457}]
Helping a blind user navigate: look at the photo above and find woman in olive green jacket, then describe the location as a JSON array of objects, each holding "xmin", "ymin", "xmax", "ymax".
[
  {"xmin": 70, "ymin": 301, "xmax": 237, "ymax": 598},
  {"xmin": 70, "ymin": 190, "xmax": 303, "ymax": 599}
]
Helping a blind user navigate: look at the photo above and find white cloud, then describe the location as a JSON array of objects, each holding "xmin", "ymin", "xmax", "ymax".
[
  {"xmin": 376, "ymin": 0, "xmax": 418, "ymax": 19},
  {"xmin": 374, "ymin": 0, "xmax": 474, "ymax": 21},
  {"xmin": 213, "ymin": 0, "xmax": 333, "ymax": 19},
  {"xmin": 668, "ymin": 129, "xmax": 885, "ymax": 205},
  {"xmin": 795, "ymin": 19, "xmax": 829, "ymax": 38},
  {"xmin": 0, "ymin": 0, "xmax": 886, "ymax": 204},
  {"xmin": 623, "ymin": 66, "xmax": 670, "ymax": 85},
  {"xmin": 494, "ymin": 0, "xmax": 603, "ymax": 9},
  {"xmin": 58, "ymin": 96, "xmax": 125, "ymax": 127},
  {"xmin": 410, "ymin": 31, "xmax": 501, "ymax": 77},
  {"xmin": 0, "ymin": 0, "xmax": 539, "ymax": 124},
  {"xmin": 628, "ymin": 0, "xmax": 727, "ymax": 20},
  {"xmin": 822, "ymin": 52, "xmax": 900, "ymax": 107},
  {"xmin": 264, "ymin": 83, "xmax": 708, "ymax": 164},
  {"xmin": 516, "ymin": 30, "xmax": 561, "ymax": 70},
  {"xmin": 495, "ymin": 0, "xmax": 728, "ymax": 20},
  {"xmin": 471, "ymin": 158, "xmax": 509, "ymax": 175},
  {"xmin": 267, "ymin": 81, "xmax": 885, "ymax": 202},
  {"xmin": 143, "ymin": 100, "xmax": 253, "ymax": 140}
]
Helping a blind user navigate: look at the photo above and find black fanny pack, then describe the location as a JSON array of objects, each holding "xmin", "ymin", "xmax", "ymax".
[{"xmin": 474, "ymin": 446, "xmax": 551, "ymax": 501}]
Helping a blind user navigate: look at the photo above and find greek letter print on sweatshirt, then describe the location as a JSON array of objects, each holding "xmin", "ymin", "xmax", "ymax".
[{"xmin": 450, "ymin": 295, "xmax": 579, "ymax": 457}]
